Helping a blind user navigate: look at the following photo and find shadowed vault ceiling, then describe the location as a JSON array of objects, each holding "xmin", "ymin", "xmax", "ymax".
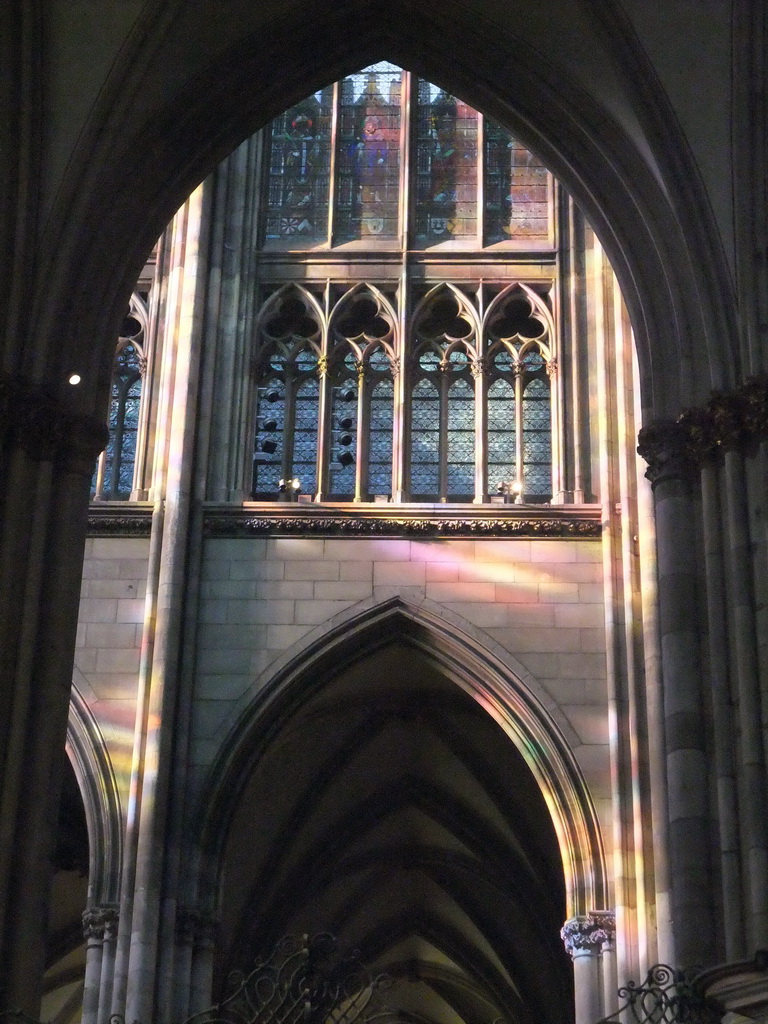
[{"xmin": 219, "ymin": 641, "xmax": 572, "ymax": 1024}]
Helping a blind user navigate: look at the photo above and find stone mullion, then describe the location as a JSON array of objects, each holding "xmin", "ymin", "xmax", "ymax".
[
  {"xmin": 281, "ymin": 372, "xmax": 297, "ymax": 491},
  {"xmin": 354, "ymin": 362, "xmax": 369, "ymax": 502},
  {"xmin": 438, "ymin": 367, "xmax": 449, "ymax": 501},
  {"xmin": 392, "ymin": 270, "xmax": 408, "ymax": 502},
  {"xmin": 315, "ymin": 354, "xmax": 331, "ymax": 501},
  {"xmin": 513, "ymin": 365, "xmax": 524, "ymax": 497},
  {"xmin": 472, "ymin": 357, "xmax": 487, "ymax": 503}
]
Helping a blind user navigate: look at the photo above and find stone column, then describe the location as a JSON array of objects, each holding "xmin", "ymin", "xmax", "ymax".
[
  {"xmin": 81, "ymin": 905, "xmax": 119, "ymax": 1024},
  {"xmin": 637, "ymin": 420, "xmax": 715, "ymax": 969},
  {"xmin": 562, "ymin": 914, "xmax": 614, "ymax": 1024},
  {"xmin": 0, "ymin": 377, "xmax": 107, "ymax": 1013}
]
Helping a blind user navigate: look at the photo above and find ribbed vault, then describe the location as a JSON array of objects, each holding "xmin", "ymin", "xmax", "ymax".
[{"xmin": 216, "ymin": 642, "xmax": 572, "ymax": 1024}]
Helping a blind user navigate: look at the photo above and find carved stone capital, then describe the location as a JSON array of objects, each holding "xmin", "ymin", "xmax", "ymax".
[
  {"xmin": 636, "ymin": 419, "xmax": 698, "ymax": 486},
  {"xmin": 560, "ymin": 911, "xmax": 615, "ymax": 958},
  {"xmin": 0, "ymin": 372, "xmax": 108, "ymax": 474},
  {"xmin": 82, "ymin": 904, "xmax": 119, "ymax": 942},
  {"xmin": 640, "ymin": 376, "xmax": 768, "ymax": 483}
]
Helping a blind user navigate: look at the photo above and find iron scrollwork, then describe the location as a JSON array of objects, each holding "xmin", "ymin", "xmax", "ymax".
[
  {"xmin": 596, "ymin": 964, "xmax": 719, "ymax": 1024},
  {"xmin": 184, "ymin": 932, "xmax": 393, "ymax": 1024}
]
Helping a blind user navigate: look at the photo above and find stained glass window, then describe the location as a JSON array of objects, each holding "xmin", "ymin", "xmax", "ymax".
[
  {"xmin": 264, "ymin": 87, "xmax": 334, "ymax": 247},
  {"xmin": 487, "ymin": 374, "xmax": 516, "ymax": 494},
  {"xmin": 251, "ymin": 67, "xmax": 556, "ymax": 506},
  {"xmin": 328, "ymin": 367, "xmax": 358, "ymax": 497},
  {"xmin": 446, "ymin": 376, "xmax": 475, "ymax": 497},
  {"xmin": 335, "ymin": 63, "xmax": 402, "ymax": 242},
  {"xmin": 93, "ymin": 300, "xmax": 146, "ymax": 501},
  {"xmin": 522, "ymin": 375, "xmax": 552, "ymax": 498},
  {"xmin": 414, "ymin": 83, "xmax": 478, "ymax": 245},
  {"xmin": 485, "ymin": 120, "xmax": 550, "ymax": 244}
]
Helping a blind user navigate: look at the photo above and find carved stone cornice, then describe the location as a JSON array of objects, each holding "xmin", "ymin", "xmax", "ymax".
[
  {"xmin": 87, "ymin": 505, "xmax": 153, "ymax": 536},
  {"xmin": 639, "ymin": 375, "xmax": 768, "ymax": 484},
  {"xmin": 560, "ymin": 911, "xmax": 615, "ymax": 958},
  {"xmin": 82, "ymin": 904, "xmax": 119, "ymax": 942},
  {"xmin": 0, "ymin": 372, "xmax": 108, "ymax": 474},
  {"xmin": 203, "ymin": 504, "xmax": 602, "ymax": 539}
]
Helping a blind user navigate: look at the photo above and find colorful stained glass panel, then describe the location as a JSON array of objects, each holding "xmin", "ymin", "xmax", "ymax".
[
  {"xmin": 335, "ymin": 63, "xmax": 402, "ymax": 243},
  {"xmin": 264, "ymin": 87, "xmax": 334, "ymax": 248},
  {"xmin": 485, "ymin": 120, "xmax": 550, "ymax": 244},
  {"xmin": 414, "ymin": 82, "xmax": 478, "ymax": 245}
]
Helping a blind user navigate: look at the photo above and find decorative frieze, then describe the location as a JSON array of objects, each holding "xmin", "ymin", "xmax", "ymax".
[
  {"xmin": 87, "ymin": 506, "xmax": 153, "ymax": 536},
  {"xmin": 203, "ymin": 505, "xmax": 602, "ymax": 539},
  {"xmin": 638, "ymin": 374, "xmax": 768, "ymax": 483},
  {"xmin": 561, "ymin": 911, "xmax": 616, "ymax": 958},
  {"xmin": 0, "ymin": 371, "xmax": 108, "ymax": 474}
]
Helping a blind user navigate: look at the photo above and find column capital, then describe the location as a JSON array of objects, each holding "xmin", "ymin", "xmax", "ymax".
[
  {"xmin": 561, "ymin": 911, "xmax": 616, "ymax": 958},
  {"xmin": 638, "ymin": 374, "xmax": 768, "ymax": 484},
  {"xmin": 0, "ymin": 371, "xmax": 108, "ymax": 474},
  {"xmin": 82, "ymin": 904, "xmax": 119, "ymax": 942},
  {"xmin": 637, "ymin": 419, "xmax": 698, "ymax": 486}
]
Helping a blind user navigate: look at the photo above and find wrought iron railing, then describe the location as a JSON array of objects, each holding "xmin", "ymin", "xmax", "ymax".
[
  {"xmin": 185, "ymin": 933, "xmax": 394, "ymax": 1024},
  {"xmin": 595, "ymin": 964, "xmax": 720, "ymax": 1024}
]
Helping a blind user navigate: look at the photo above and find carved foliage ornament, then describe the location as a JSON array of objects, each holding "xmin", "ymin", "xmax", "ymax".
[
  {"xmin": 638, "ymin": 375, "xmax": 768, "ymax": 484},
  {"xmin": 560, "ymin": 911, "xmax": 616, "ymax": 958},
  {"xmin": 203, "ymin": 514, "xmax": 601, "ymax": 539},
  {"xmin": 0, "ymin": 372, "xmax": 108, "ymax": 474}
]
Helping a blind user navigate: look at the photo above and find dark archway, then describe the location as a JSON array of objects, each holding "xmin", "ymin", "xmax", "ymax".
[
  {"xmin": 207, "ymin": 639, "xmax": 573, "ymax": 1024},
  {"xmin": 194, "ymin": 597, "xmax": 607, "ymax": 1023}
]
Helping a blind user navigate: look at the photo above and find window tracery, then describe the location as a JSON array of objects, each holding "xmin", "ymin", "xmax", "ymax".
[{"xmin": 247, "ymin": 63, "xmax": 559, "ymax": 505}]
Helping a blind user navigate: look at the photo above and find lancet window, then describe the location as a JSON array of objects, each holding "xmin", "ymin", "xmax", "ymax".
[
  {"xmin": 250, "ymin": 63, "xmax": 559, "ymax": 505},
  {"xmin": 92, "ymin": 294, "xmax": 148, "ymax": 501}
]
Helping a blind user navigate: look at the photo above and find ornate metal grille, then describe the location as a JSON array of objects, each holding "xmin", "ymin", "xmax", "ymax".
[
  {"xmin": 185, "ymin": 933, "xmax": 393, "ymax": 1024},
  {"xmin": 596, "ymin": 964, "xmax": 719, "ymax": 1024}
]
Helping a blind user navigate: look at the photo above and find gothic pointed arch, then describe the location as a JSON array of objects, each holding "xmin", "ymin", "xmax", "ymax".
[
  {"xmin": 66, "ymin": 685, "xmax": 122, "ymax": 908},
  {"xmin": 35, "ymin": 0, "xmax": 738, "ymax": 435},
  {"xmin": 195, "ymin": 596, "xmax": 607, "ymax": 922}
]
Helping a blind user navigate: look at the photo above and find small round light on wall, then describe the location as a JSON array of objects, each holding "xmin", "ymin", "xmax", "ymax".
[{"xmin": 68, "ymin": 373, "xmax": 81, "ymax": 386}]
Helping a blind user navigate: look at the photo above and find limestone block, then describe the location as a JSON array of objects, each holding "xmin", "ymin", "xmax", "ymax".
[
  {"xmin": 474, "ymin": 540, "xmax": 530, "ymax": 562},
  {"xmin": 426, "ymin": 581, "xmax": 496, "ymax": 603},
  {"xmin": 506, "ymin": 604, "xmax": 556, "ymax": 627},
  {"xmin": 554, "ymin": 604, "xmax": 606, "ymax": 628},
  {"xmin": 294, "ymin": 599, "xmax": 354, "ymax": 625},
  {"xmin": 284, "ymin": 560, "xmax": 339, "ymax": 581},
  {"xmin": 225, "ymin": 599, "xmax": 294, "ymax": 624},
  {"xmin": 323, "ymin": 539, "xmax": 410, "ymax": 561},
  {"xmin": 266, "ymin": 624, "xmax": 313, "ymax": 649},
  {"xmin": 339, "ymin": 561, "xmax": 373, "ymax": 581},
  {"xmin": 80, "ymin": 595, "xmax": 119, "ymax": 627},
  {"xmin": 373, "ymin": 561, "xmax": 426, "ymax": 586},
  {"xmin": 425, "ymin": 562, "xmax": 459, "ymax": 582},
  {"xmin": 314, "ymin": 581, "xmax": 372, "ymax": 600},
  {"xmin": 268, "ymin": 537, "xmax": 325, "ymax": 560}
]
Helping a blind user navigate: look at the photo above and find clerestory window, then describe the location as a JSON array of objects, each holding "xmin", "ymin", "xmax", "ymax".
[
  {"xmin": 92, "ymin": 294, "xmax": 148, "ymax": 501},
  {"xmin": 252, "ymin": 63, "xmax": 557, "ymax": 504}
]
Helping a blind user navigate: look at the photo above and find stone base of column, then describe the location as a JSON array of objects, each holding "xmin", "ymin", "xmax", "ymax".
[{"xmin": 696, "ymin": 954, "xmax": 768, "ymax": 1024}]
